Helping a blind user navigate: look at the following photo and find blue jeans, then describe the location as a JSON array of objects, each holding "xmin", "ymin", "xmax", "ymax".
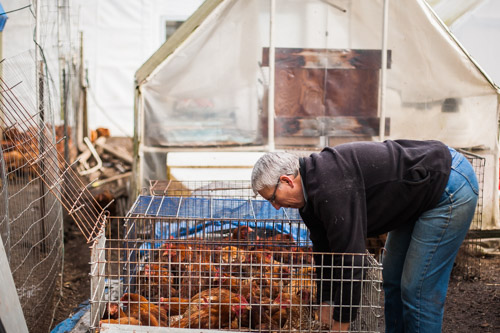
[{"xmin": 382, "ymin": 147, "xmax": 478, "ymax": 333}]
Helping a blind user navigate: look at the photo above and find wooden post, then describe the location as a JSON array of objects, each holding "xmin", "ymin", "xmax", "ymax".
[{"xmin": 38, "ymin": 60, "xmax": 47, "ymax": 254}]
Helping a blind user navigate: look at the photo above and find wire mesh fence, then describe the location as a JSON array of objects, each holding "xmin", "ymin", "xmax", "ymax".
[
  {"xmin": 0, "ymin": 50, "xmax": 104, "ymax": 331},
  {"xmin": 91, "ymin": 216, "xmax": 384, "ymax": 332},
  {"xmin": 0, "ymin": 51, "xmax": 65, "ymax": 332},
  {"xmin": 453, "ymin": 149, "xmax": 486, "ymax": 280}
]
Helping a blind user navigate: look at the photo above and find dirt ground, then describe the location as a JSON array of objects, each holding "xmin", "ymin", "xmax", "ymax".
[{"xmin": 47, "ymin": 216, "xmax": 500, "ymax": 333}]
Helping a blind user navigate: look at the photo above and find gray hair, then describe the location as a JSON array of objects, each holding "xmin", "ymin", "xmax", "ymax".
[{"xmin": 251, "ymin": 151, "xmax": 300, "ymax": 194}]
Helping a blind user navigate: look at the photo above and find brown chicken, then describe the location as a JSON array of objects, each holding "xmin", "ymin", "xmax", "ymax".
[
  {"xmin": 120, "ymin": 293, "xmax": 168, "ymax": 327},
  {"xmin": 169, "ymin": 306, "xmax": 222, "ymax": 329},
  {"xmin": 274, "ymin": 289, "xmax": 330, "ymax": 331},
  {"xmin": 171, "ymin": 287, "xmax": 251, "ymax": 329},
  {"xmin": 92, "ymin": 189, "xmax": 116, "ymax": 215},
  {"xmin": 178, "ymin": 261, "xmax": 220, "ymax": 298},
  {"xmin": 2, "ymin": 149, "xmax": 37, "ymax": 179},
  {"xmin": 189, "ymin": 287, "xmax": 250, "ymax": 314},
  {"xmin": 161, "ymin": 241, "xmax": 195, "ymax": 264},
  {"xmin": 215, "ymin": 275, "xmax": 259, "ymax": 297},
  {"xmin": 292, "ymin": 268, "xmax": 317, "ymax": 303},
  {"xmin": 248, "ymin": 296, "xmax": 285, "ymax": 330},
  {"xmin": 219, "ymin": 246, "xmax": 247, "ymax": 264},
  {"xmin": 230, "ymin": 225, "xmax": 259, "ymax": 241},
  {"xmin": 169, "ymin": 288, "xmax": 251, "ymax": 329},
  {"xmin": 138, "ymin": 263, "xmax": 177, "ymax": 298},
  {"xmin": 140, "ymin": 263, "xmax": 172, "ymax": 285},
  {"xmin": 247, "ymin": 251, "xmax": 291, "ymax": 280},
  {"xmin": 101, "ymin": 302, "xmax": 126, "ymax": 320},
  {"xmin": 159, "ymin": 296, "xmax": 190, "ymax": 316}
]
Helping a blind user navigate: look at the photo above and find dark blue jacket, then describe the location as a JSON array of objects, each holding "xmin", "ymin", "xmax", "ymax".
[{"xmin": 299, "ymin": 139, "xmax": 451, "ymax": 322}]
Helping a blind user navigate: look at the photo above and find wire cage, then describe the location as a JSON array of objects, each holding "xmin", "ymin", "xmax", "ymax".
[
  {"xmin": 453, "ymin": 149, "xmax": 486, "ymax": 280},
  {"xmin": 91, "ymin": 216, "xmax": 383, "ymax": 332},
  {"xmin": 90, "ymin": 180, "xmax": 383, "ymax": 332}
]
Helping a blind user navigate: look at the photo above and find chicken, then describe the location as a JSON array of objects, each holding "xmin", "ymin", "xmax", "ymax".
[
  {"xmin": 274, "ymin": 289, "xmax": 330, "ymax": 331},
  {"xmin": 169, "ymin": 288, "xmax": 250, "ymax": 329},
  {"xmin": 140, "ymin": 263, "xmax": 172, "ymax": 285},
  {"xmin": 2, "ymin": 149, "xmax": 37, "ymax": 179},
  {"xmin": 92, "ymin": 189, "xmax": 116, "ymax": 215},
  {"xmin": 290, "ymin": 266, "xmax": 317, "ymax": 303},
  {"xmin": 1, "ymin": 139, "xmax": 15, "ymax": 151},
  {"xmin": 160, "ymin": 241, "xmax": 195, "ymax": 264},
  {"xmin": 169, "ymin": 305, "xmax": 222, "ymax": 329},
  {"xmin": 366, "ymin": 233, "xmax": 387, "ymax": 260},
  {"xmin": 137, "ymin": 263, "xmax": 177, "ymax": 299},
  {"xmin": 101, "ymin": 302, "xmax": 126, "ymax": 320},
  {"xmin": 219, "ymin": 246, "xmax": 247, "ymax": 264},
  {"xmin": 248, "ymin": 296, "xmax": 285, "ymax": 330},
  {"xmin": 178, "ymin": 262, "xmax": 220, "ymax": 298},
  {"xmin": 159, "ymin": 296, "xmax": 190, "ymax": 316},
  {"xmin": 291, "ymin": 246, "xmax": 314, "ymax": 265},
  {"xmin": 120, "ymin": 293, "xmax": 168, "ymax": 327},
  {"xmin": 188, "ymin": 287, "xmax": 250, "ymax": 316},
  {"xmin": 230, "ymin": 225, "xmax": 259, "ymax": 241},
  {"xmin": 215, "ymin": 275, "xmax": 257, "ymax": 296},
  {"xmin": 252, "ymin": 272, "xmax": 292, "ymax": 300},
  {"xmin": 247, "ymin": 251, "xmax": 291, "ymax": 280},
  {"xmin": 96, "ymin": 127, "xmax": 111, "ymax": 139}
]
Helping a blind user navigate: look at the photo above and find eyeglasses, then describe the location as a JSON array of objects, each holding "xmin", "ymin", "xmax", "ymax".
[{"xmin": 269, "ymin": 178, "xmax": 281, "ymax": 204}]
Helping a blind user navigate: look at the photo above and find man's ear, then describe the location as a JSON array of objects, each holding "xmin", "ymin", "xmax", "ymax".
[{"xmin": 280, "ymin": 175, "xmax": 295, "ymax": 187}]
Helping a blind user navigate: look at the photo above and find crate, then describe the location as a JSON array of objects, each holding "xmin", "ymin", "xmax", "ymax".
[{"xmin": 90, "ymin": 213, "xmax": 383, "ymax": 332}]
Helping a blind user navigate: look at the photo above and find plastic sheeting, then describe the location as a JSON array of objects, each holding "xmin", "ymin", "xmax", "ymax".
[{"xmin": 136, "ymin": 0, "xmax": 499, "ymax": 227}]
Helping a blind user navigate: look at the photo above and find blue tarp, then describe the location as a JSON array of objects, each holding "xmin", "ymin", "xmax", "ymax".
[
  {"xmin": 130, "ymin": 195, "xmax": 301, "ymax": 220},
  {"xmin": 128, "ymin": 196, "xmax": 311, "ymax": 249},
  {"xmin": 50, "ymin": 300, "xmax": 90, "ymax": 333},
  {"xmin": 0, "ymin": 2, "xmax": 8, "ymax": 32}
]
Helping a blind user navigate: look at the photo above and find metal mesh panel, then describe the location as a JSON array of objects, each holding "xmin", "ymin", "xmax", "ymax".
[
  {"xmin": 0, "ymin": 141, "xmax": 9, "ymax": 259},
  {"xmin": 149, "ymin": 180, "xmax": 258, "ymax": 198},
  {"xmin": 0, "ymin": 51, "xmax": 64, "ymax": 332},
  {"xmin": 0, "ymin": 50, "xmax": 106, "ymax": 331},
  {"xmin": 0, "ymin": 53, "xmax": 106, "ymax": 244},
  {"xmin": 454, "ymin": 149, "xmax": 485, "ymax": 280},
  {"xmin": 91, "ymin": 181, "xmax": 383, "ymax": 332},
  {"xmin": 91, "ymin": 216, "xmax": 383, "ymax": 332}
]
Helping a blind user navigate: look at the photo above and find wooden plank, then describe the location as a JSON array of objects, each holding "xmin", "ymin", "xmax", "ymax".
[
  {"xmin": 272, "ymin": 68, "xmax": 380, "ymax": 117},
  {"xmin": 466, "ymin": 229, "xmax": 500, "ymax": 239},
  {"xmin": 262, "ymin": 48, "xmax": 392, "ymax": 69},
  {"xmin": 274, "ymin": 116, "xmax": 390, "ymax": 137}
]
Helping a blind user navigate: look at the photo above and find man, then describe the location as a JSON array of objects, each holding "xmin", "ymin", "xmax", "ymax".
[{"xmin": 251, "ymin": 140, "xmax": 478, "ymax": 332}]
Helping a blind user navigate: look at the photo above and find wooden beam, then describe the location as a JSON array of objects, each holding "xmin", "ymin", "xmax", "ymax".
[
  {"xmin": 262, "ymin": 48, "xmax": 392, "ymax": 69},
  {"xmin": 275, "ymin": 116, "xmax": 390, "ymax": 137}
]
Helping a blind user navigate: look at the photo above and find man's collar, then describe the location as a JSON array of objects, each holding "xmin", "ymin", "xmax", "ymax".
[{"xmin": 299, "ymin": 157, "xmax": 308, "ymax": 205}]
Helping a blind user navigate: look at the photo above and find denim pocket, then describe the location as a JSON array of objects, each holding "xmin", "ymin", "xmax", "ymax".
[
  {"xmin": 451, "ymin": 163, "xmax": 479, "ymax": 195},
  {"xmin": 448, "ymin": 151, "xmax": 479, "ymax": 196}
]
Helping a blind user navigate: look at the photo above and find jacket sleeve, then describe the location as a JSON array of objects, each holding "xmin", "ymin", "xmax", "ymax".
[{"xmin": 301, "ymin": 207, "xmax": 366, "ymax": 323}]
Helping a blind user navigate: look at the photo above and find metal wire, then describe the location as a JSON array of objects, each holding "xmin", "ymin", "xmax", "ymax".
[
  {"xmin": 91, "ymin": 190, "xmax": 384, "ymax": 333},
  {"xmin": 0, "ymin": 50, "xmax": 104, "ymax": 332},
  {"xmin": 455, "ymin": 149, "xmax": 486, "ymax": 280},
  {"xmin": 0, "ymin": 75, "xmax": 106, "ymax": 243}
]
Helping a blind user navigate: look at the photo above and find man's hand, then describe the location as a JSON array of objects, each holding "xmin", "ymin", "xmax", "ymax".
[{"xmin": 320, "ymin": 302, "xmax": 351, "ymax": 332}]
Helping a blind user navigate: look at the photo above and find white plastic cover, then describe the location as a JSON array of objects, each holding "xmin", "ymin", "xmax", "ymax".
[{"xmin": 137, "ymin": 0, "xmax": 499, "ymax": 226}]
